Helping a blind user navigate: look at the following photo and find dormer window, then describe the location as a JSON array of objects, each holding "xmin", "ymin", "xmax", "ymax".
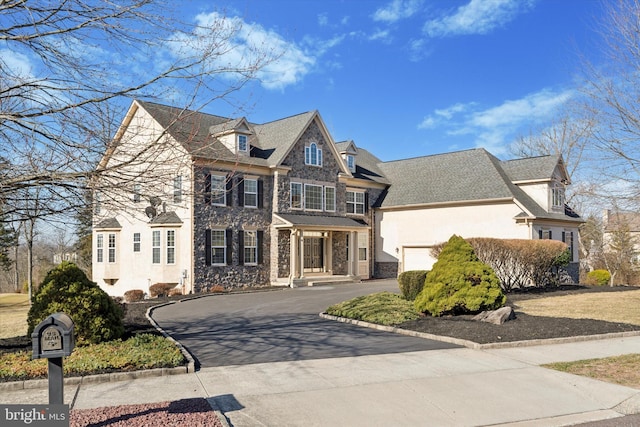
[
  {"xmin": 551, "ymin": 183, "xmax": 565, "ymax": 209},
  {"xmin": 305, "ymin": 142, "xmax": 322, "ymax": 167},
  {"xmin": 346, "ymin": 154, "xmax": 355, "ymax": 172},
  {"xmin": 237, "ymin": 134, "xmax": 248, "ymax": 152}
]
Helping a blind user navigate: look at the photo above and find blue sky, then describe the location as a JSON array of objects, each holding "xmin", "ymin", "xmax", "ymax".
[{"xmin": 177, "ymin": 0, "xmax": 606, "ymax": 162}]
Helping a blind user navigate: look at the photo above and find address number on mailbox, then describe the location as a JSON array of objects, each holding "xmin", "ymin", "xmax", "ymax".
[{"xmin": 41, "ymin": 326, "xmax": 63, "ymax": 351}]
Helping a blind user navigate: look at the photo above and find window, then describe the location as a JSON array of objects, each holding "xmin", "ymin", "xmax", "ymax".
[
  {"xmin": 96, "ymin": 234, "xmax": 103, "ymax": 263},
  {"xmin": 210, "ymin": 175, "xmax": 226, "ymax": 205},
  {"xmin": 167, "ymin": 230, "xmax": 175, "ymax": 264},
  {"xmin": 238, "ymin": 134, "xmax": 248, "ymax": 152},
  {"xmin": 291, "ymin": 182, "xmax": 303, "ymax": 209},
  {"xmin": 347, "ymin": 191, "xmax": 365, "ymax": 214},
  {"xmin": 210, "ymin": 230, "xmax": 226, "ymax": 265},
  {"xmin": 346, "ymin": 155, "xmax": 355, "ymax": 172},
  {"xmin": 324, "ymin": 186, "xmax": 336, "ymax": 211},
  {"xmin": 305, "ymin": 142, "xmax": 322, "ymax": 166},
  {"xmin": 133, "ymin": 184, "xmax": 141, "ymax": 203},
  {"xmin": 108, "ymin": 233, "xmax": 116, "ymax": 263},
  {"xmin": 359, "ymin": 247, "xmax": 367, "ymax": 261},
  {"xmin": 173, "ymin": 176, "xmax": 182, "ymax": 203},
  {"xmin": 243, "ymin": 231, "xmax": 258, "ymax": 265},
  {"xmin": 304, "ymin": 184, "xmax": 323, "ymax": 211},
  {"xmin": 539, "ymin": 229, "xmax": 552, "ymax": 240},
  {"xmin": 152, "ymin": 230, "xmax": 161, "ymax": 264},
  {"xmin": 244, "ymin": 179, "xmax": 258, "ymax": 208},
  {"xmin": 133, "ymin": 233, "xmax": 141, "ymax": 252},
  {"xmin": 552, "ymin": 183, "xmax": 565, "ymax": 208}
]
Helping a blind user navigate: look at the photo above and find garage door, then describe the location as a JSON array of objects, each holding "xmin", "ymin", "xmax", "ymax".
[{"xmin": 403, "ymin": 247, "xmax": 435, "ymax": 272}]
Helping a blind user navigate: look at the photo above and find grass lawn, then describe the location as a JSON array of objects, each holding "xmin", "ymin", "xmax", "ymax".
[{"xmin": 0, "ymin": 293, "xmax": 29, "ymax": 339}]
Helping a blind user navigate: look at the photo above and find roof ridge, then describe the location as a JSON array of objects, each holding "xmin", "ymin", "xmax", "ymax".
[{"xmin": 380, "ymin": 147, "xmax": 488, "ymax": 164}]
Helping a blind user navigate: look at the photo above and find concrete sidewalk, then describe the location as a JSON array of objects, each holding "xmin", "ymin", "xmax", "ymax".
[{"xmin": 3, "ymin": 336, "xmax": 640, "ymax": 426}]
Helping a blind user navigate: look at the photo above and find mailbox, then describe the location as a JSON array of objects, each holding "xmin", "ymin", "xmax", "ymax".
[{"xmin": 32, "ymin": 312, "xmax": 75, "ymax": 360}]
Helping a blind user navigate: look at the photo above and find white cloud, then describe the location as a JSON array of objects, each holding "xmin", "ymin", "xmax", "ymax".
[
  {"xmin": 373, "ymin": 0, "xmax": 423, "ymax": 23},
  {"xmin": 423, "ymin": 0, "xmax": 535, "ymax": 37},
  {"xmin": 418, "ymin": 89, "xmax": 573, "ymax": 155},
  {"xmin": 318, "ymin": 13, "xmax": 329, "ymax": 26},
  {"xmin": 369, "ymin": 29, "xmax": 392, "ymax": 42},
  {"xmin": 171, "ymin": 12, "xmax": 316, "ymax": 91},
  {"xmin": 0, "ymin": 49, "xmax": 34, "ymax": 78}
]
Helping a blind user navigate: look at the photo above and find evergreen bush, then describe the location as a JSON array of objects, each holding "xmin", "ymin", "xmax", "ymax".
[
  {"xmin": 27, "ymin": 262, "xmax": 124, "ymax": 345},
  {"xmin": 398, "ymin": 270, "xmax": 429, "ymax": 300},
  {"xmin": 585, "ymin": 269, "xmax": 611, "ymax": 286},
  {"xmin": 414, "ymin": 235, "xmax": 505, "ymax": 316}
]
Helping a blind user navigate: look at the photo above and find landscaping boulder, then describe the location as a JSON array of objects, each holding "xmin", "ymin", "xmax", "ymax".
[{"xmin": 473, "ymin": 306, "xmax": 516, "ymax": 325}]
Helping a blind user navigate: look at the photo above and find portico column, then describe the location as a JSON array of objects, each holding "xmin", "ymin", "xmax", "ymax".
[
  {"xmin": 299, "ymin": 230, "xmax": 305, "ymax": 278},
  {"xmin": 290, "ymin": 229, "xmax": 298, "ymax": 279}
]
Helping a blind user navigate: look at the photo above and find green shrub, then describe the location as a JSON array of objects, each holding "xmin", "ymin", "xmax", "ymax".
[
  {"xmin": 585, "ymin": 269, "xmax": 611, "ymax": 286},
  {"xmin": 27, "ymin": 262, "xmax": 124, "ymax": 345},
  {"xmin": 326, "ymin": 292, "xmax": 420, "ymax": 325},
  {"xmin": 414, "ymin": 235, "xmax": 505, "ymax": 317},
  {"xmin": 124, "ymin": 289, "xmax": 145, "ymax": 302},
  {"xmin": 398, "ymin": 270, "xmax": 429, "ymax": 300}
]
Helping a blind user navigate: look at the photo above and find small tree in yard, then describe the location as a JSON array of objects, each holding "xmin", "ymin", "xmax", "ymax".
[
  {"xmin": 414, "ymin": 235, "xmax": 505, "ymax": 317},
  {"xmin": 27, "ymin": 262, "xmax": 124, "ymax": 345}
]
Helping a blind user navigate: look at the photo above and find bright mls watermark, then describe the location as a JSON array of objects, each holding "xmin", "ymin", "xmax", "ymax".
[{"xmin": 1, "ymin": 405, "xmax": 69, "ymax": 426}]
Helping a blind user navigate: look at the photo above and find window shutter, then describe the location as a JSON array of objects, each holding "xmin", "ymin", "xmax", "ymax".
[
  {"xmin": 257, "ymin": 230, "xmax": 264, "ymax": 264},
  {"xmin": 204, "ymin": 172, "xmax": 211, "ymax": 204},
  {"xmin": 538, "ymin": 229, "xmax": 542, "ymax": 239},
  {"xmin": 205, "ymin": 229, "xmax": 212, "ymax": 266},
  {"xmin": 257, "ymin": 179, "xmax": 264, "ymax": 208},
  {"xmin": 226, "ymin": 228, "xmax": 233, "ymax": 265},
  {"xmin": 364, "ymin": 192, "xmax": 369, "ymax": 213},
  {"xmin": 238, "ymin": 231, "xmax": 244, "ymax": 265},
  {"xmin": 226, "ymin": 176, "xmax": 233, "ymax": 207},
  {"xmin": 562, "ymin": 231, "xmax": 566, "ymax": 243},
  {"xmin": 549, "ymin": 231, "xmax": 552, "ymax": 240},
  {"xmin": 238, "ymin": 177, "xmax": 244, "ymax": 207}
]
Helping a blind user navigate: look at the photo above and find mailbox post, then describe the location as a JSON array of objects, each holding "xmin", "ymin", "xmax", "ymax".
[{"xmin": 32, "ymin": 313, "xmax": 75, "ymax": 405}]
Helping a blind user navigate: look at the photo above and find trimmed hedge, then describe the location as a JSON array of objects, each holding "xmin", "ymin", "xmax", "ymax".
[
  {"xmin": 431, "ymin": 237, "xmax": 570, "ymax": 291},
  {"xmin": 124, "ymin": 289, "xmax": 145, "ymax": 302},
  {"xmin": 415, "ymin": 235, "xmax": 505, "ymax": 316},
  {"xmin": 398, "ymin": 270, "xmax": 429, "ymax": 300}
]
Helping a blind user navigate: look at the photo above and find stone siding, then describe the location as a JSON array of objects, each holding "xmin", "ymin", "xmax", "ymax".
[
  {"xmin": 375, "ymin": 262, "xmax": 399, "ymax": 279},
  {"xmin": 193, "ymin": 167, "xmax": 273, "ymax": 292},
  {"xmin": 277, "ymin": 229, "xmax": 291, "ymax": 278},
  {"xmin": 332, "ymin": 232, "xmax": 348, "ymax": 275}
]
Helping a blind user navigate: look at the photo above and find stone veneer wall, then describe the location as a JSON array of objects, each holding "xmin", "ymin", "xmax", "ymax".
[
  {"xmin": 374, "ymin": 262, "xmax": 399, "ymax": 279},
  {"xmin": 277, "ymin": 229, "xmax": 290, "ymax": 278},
  {"xmin": 332, "ymin": 232, "xmax": 348, "ymax": 275},
  {"xmin": 193, "ymin": 167, "xmax": 273, "ymax": 292}
]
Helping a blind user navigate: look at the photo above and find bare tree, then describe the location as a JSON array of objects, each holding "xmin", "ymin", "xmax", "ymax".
[
  {"xmin": 0, "ymin": 0, "xmax": 275, "ymax": 225},
  {"xmin": 579, "ymin": 0, "xmax": 640, "ymax": 209}
]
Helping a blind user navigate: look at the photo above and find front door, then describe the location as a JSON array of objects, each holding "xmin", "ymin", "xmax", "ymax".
[{"xmin": 304, "ymin": 237, "xmax": 324, "ymax": 273}]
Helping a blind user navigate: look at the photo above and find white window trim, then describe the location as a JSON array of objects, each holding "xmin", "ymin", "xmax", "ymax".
[
  {"xmin": 211, "ymin": 229, "xmax": 227, "ymax": 266},
  {"xmin": 173, "ymin": 176, "xmax": 182, "ymax": 203},
  {"xmin": 346, "ymin": 154, "xmax": 355, "ymax": 172},
  {"xmin": 210, "ymin": 174, "xmax": 226, "ymax": 206},
  {"xmin": 324, "ymin": 186, "xmax": 336, "ymax": 212},
  {"xmin": 244, "ymin": 178, "xmax": 258, "ymax": 208},
  {"xmin": 305, "ymin": 142, "xmax": 323, "ymax": 167},
  {"xmin": 304, "ymin": 183, "xmax": 323, "ymax": 211},
  {"xmin": 96, "ymin": 234, "xmax": 104, "ymax": 263},
  {"xmin": 291, "ymin": 182, "xmax": 303, "ymax": 210},
  {"xmin": 347, "ymin": 190, "xmax": 365, "ymax": 215},
  {"xmin": 244, "ymin": 230, "xmax": 258, "ymax": 266},
  {"xmin": 108, "ymin": 233, "xmax": 116, "ymax": 263},
  {"xmin": 167, "ymin": 230, "xmax": 176, "ymax": 265},
  {"xmin": 152, "ymin": 230, "xmax": 161, "ymax": 264},
  {"xmin": 237, "ymin": 134, "xmax": 248, "ymax": 152}
]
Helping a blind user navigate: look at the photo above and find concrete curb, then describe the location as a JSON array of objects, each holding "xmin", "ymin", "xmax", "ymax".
[
  {"xmin": 319, "ymin": 312, "xmax": 640, "ymax": 350},
  {"xmin": 146, "ymin": 302, "xmax": 196, "ymax": 373}
]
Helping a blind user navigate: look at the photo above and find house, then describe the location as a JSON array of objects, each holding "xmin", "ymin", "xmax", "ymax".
[
  {"xmin": 92, "ymin": 100, "xmax": 583, "ymax": 296},
  {"xmin": 602, "ymin": 209, "xmax": 640, "ymax": 263}
]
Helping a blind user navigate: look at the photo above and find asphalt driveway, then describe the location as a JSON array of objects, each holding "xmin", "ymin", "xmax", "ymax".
[{"xmin": 151, "ymin": 280, "xmax": 460, "ymax": 367}]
